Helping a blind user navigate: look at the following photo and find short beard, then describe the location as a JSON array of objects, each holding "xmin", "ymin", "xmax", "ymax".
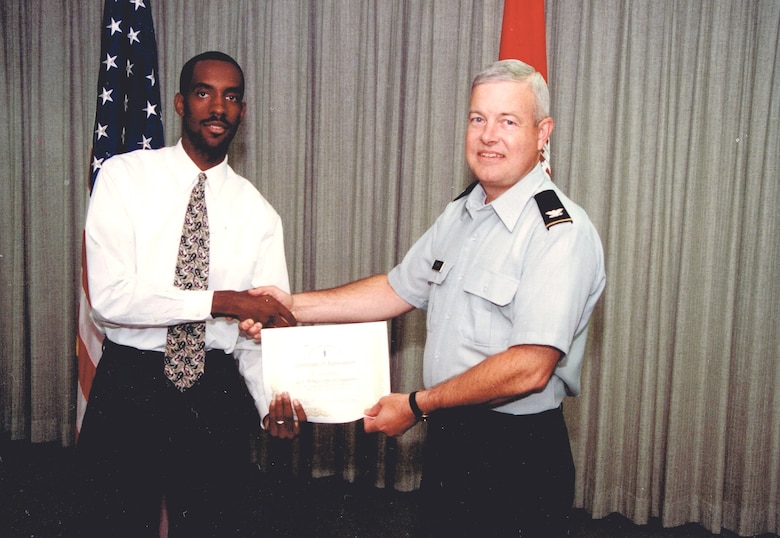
[
  {"xmin": 184, "ymin": 120, "xmax": 240, "ymax": 163},
  {"xmin": 181, "ymin": 100, "xmax": 241, "ymax": 164}
]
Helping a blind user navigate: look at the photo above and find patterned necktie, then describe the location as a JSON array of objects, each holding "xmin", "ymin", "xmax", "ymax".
[{"xmin": 164, "ymin": 172, "xmax": 209, "ymax": 390}]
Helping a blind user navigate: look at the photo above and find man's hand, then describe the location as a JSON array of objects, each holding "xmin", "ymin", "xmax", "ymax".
[
  {"xmin": 238, "ymin": 286, "xmax": 293, "ymax": 339},
  {"xmin": 211, "ymin": 290, "xmax": 296, "ymax": 328},
  {"xmin": 363, "ymin": 393, "xmax": 418, "ymax": 437},
  {"xmin": 262, "ymin": 392, "xmax": 307, "ymax": 439}
]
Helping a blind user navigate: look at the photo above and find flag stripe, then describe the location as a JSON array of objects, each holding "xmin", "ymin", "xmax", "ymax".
[
  {"xmin": 77, "ymin": 0, "xmax": 165, "ymax": 437},
  {"xmin": 76, "ymin": 231, "xmax": 102, "ymax": 433}
]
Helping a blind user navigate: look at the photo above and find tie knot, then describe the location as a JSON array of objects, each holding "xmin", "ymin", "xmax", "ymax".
[{"xmin": 198, "ymin": 172, "xmax": 207, "ymax": 185}]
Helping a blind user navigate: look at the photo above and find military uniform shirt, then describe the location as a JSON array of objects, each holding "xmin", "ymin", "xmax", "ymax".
[{"xmin": 387, "ymin": 163, "xmax": 606, "ymax": 415}]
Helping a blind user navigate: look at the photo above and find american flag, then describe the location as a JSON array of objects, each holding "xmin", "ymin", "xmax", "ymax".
[
  {"xmin": 77, "ymin": 0, "xmax": 165, "ymax": 435},
  {"xmin": 89, "ymin": 0, "xmax": 165, "ymax": 188}
]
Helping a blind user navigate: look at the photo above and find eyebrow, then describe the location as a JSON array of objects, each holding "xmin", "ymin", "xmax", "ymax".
[
  {"xmin": 191, "ymin": 82, "xmax": 242, "ymax": 94},
  {"xmin": 468, "ymin": 110, "xmax": 519, "ymax": 118}
]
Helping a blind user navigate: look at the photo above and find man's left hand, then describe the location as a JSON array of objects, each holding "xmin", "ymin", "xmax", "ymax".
[
  {"xmin": 363, "ymin": 393, "xmax": 418, "ymax": 437},
  {"xmin": 263, "ymin": 392, "xmax": 307, "ymax": 439}
]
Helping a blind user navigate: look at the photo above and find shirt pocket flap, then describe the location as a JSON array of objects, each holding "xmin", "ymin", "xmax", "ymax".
[{"xmin": 463, "ymin": 269, "xmax": 519, "ymax": 307}]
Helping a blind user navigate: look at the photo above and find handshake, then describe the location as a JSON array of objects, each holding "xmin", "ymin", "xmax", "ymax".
[
  {"xmin": 211, "ymin": 289, "xmax": 296, "ymax": 328},
  {"xmin": 211, "ymin": 288, "xmax": 304, "ymax": 438}
]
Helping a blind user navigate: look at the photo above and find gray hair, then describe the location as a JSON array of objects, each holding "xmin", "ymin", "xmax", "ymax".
[{"xmin": 471, "ymin": 59, "xmax": 550, "ymax": 123}]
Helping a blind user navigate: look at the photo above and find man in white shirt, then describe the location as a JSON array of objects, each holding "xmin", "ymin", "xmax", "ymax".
[{"xmin": 76, "ymin": 51, "xmax": 301, "ymax": 538}]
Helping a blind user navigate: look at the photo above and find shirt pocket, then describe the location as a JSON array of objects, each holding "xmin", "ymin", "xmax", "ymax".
[
  {"xmin": 426, "ymin": 260, "xmax": 455, "ymax": 331},
  {"xmin": 461, "ymin": 269, "xmax": 519, "ymax": 348}
]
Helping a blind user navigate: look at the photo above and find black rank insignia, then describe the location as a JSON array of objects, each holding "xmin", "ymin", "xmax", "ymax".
[{"xmin": 534, "ymin": 190, "xmax": 573, "ymax": 229}]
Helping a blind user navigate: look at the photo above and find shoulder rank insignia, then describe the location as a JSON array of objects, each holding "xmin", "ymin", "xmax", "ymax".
[
  {"xmin": 534, "ymin": 190, "xmax": 573, "ymax": 229},
  {"xmin": 454, "ymin": 180, "xmax": 479, "ymax": 201}
]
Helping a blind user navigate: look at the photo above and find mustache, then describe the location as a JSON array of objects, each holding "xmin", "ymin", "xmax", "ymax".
[{"xmin": 202, "ymin": 115, "xmax": 233, "ymax": 129}]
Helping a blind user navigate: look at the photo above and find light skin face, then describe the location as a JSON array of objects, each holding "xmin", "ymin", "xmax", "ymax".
[
  {"xmin": 174, "ymin": 59, "xmax": 246, "ymax": 170},
  {"xmin": 465, "ymin": 80, "xmax": 554, "ymax": 203}
]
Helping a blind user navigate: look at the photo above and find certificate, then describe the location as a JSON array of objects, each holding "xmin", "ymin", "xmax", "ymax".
[{"xmin": 261, "ymin": 321, "xmax": 391, "ymax": 423}]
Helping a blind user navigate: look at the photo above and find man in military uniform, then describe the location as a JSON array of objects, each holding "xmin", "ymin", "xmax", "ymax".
[{"xmin": 245, "ymin": 59, "xmax": 606, "ymax": 537}]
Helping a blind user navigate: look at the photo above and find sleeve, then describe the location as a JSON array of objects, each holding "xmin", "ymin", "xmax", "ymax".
[
  {"xmin": 235, "ymin": 340, "xmax": 269, "ymax": 421},
  {"xmin": 232, "ymin": 210, "xmax": 291, "ymax": 422},
  {"xmin": 387, "ymin": 212, "xmax": 448, "ymax": 310},
  {"xmin": 509, "ymin": 219, "xmax": 605, "ymax": 355},
  {"xmin": 85, "ymin": 159, "xmax": 213, "ymax": 329}
]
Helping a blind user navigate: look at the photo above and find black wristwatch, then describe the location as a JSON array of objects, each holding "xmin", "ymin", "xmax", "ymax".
[{"xmin": 409, "ymin": 391, "xmax": 428, "ymax": 422}]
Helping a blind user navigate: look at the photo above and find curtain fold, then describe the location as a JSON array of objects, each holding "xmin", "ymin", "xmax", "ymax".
[
  {"xmin": 2, "ymin": 0, "xmax": 779, "ymax": 535},
  {"xmin": 549, "ymin": 1, "xmax": 780, "ymax": 535},
  {"xmin": 0, "ymin": 0, "xmax": 28, "ymax": 440},
  {"xmin": 1, "ymin": 0, "xmax": 100, "ymax": 444}
]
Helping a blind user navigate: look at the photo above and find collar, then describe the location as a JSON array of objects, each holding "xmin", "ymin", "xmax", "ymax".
[
  {"xmin": 172, "ymin": 139, "xmax": 229, "ymax": 194},
  {"xmin": 464, "ymin": 163, "xmax": 547, "ymax": 231}
]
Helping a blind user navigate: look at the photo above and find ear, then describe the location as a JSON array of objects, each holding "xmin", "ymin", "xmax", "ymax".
[
  {"xmin": 239, "ymin": 101, "xmax": 247, "ymax": 122},
  {"xmin": 536, "ymin": 117, "xmax": 554, "ymax": 151},
  {"xmin": 174, "ymin": 93, "xmax": 184, "ymax": 118}
]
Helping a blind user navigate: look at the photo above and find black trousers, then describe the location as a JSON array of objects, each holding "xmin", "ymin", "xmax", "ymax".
[
  {"xmin": 417, "ymin": 406, "xmax": 575, "ymax": 538},
  {"xmin": 74, "ymin": 340, "xmax": 259, "ymax": 538}
]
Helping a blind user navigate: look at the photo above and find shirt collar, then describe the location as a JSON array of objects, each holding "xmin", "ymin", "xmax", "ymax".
[
  {"xmin": 464, "ymin": 163, "xmax": 547, "ymax": 231},
  {"xmin": 172, "ymin": 139, "xmax": 229, "ymax": 193}
]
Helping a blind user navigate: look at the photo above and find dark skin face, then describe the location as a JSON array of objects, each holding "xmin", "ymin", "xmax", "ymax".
[{"xmin": 174, "ymin": 59, "xmax": 246, "ymax": 170}]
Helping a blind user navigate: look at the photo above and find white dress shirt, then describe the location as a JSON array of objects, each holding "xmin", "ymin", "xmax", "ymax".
[{"xmin": 85, "ymin": 140, "xmax": 290, "ymax": 418}]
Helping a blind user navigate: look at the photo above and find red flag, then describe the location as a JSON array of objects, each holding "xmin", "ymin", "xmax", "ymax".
[
  {"xmin": 77, "ymin": 0, "xmax": 165, "ymax": 437},
  {"xmin": 498, "ymin": 0, "xmax": 551, "ymax": 176},
  {"xmin": 499, "ymin": 0, "xmax": 547, "ymax": 80}
]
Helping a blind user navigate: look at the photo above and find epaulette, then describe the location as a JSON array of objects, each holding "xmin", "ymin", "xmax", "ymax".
[
  {"xmin": 454, "ymin": 180, "xmax": 479, "ymax": 201},
  {"xmin": 534, "ymin": 190, "xmax": 572, "ymax": 229}
]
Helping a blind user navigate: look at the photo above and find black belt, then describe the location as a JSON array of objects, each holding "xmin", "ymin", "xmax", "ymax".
[{"xmin": 103, "ymin": 338, "xmax": 230, "ymax": 361}]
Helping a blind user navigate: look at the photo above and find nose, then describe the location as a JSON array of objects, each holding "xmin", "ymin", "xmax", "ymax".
[
  {"xmin": 209, "ymin": 95, "xmax": 226, "ymax": 116},
  {"xmin": 479, "ymin": 121, "xmax": 499, "ymax": 144}
]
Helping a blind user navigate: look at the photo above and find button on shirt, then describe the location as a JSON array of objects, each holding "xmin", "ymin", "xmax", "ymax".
[
  {"xmin": 85, "ymin": 140, "xmax": 290, "ymax": 418},
  {"xmin": 388, "ymin": 164, "xmax": 606, "ymax": 415}
]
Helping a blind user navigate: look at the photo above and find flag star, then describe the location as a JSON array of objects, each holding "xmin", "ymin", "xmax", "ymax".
[
  {"xmin": 139, "ymin": 135, "xmax": 153, "ymax": 150},
  {"xmin": 90, "ymin": 0, "xmax": 164, "ymax": 183},
  {"xmin": 95, "ymin": 123, "xmax": 109, "ymax": 140},
  {"xmin": 106, "ymin": 17, "xmax": 122, "ymax": 35},
  {"xmin": 103, "ymin": 53, "xmax": 118, "ymax": 71},
  {"xmin": 128, "ymin": 27, "xmax": 141, "ymax": 45},
  {"xmin": 99, "ymin": 87, "xmax": 114, "ymax": 104},
  {"xmin": 143, "ymin": 101, "xmax": 158, "ymax": 118},
  {"xmin": 91, "ymin": 155, "xmax": 105, "ymax": 172}
]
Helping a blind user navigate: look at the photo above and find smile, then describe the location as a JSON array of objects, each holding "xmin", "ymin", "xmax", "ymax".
[
  {"xmin": 478, "ymin": 151, "xmax": 504, "ymax": 158},
  {"xmin": 202, "ymin": 116, "xmax": 232, "ymax": 134},
  {"xmin": 204, "ymin": 123, "xmax": 228, "ymax": 134}
]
